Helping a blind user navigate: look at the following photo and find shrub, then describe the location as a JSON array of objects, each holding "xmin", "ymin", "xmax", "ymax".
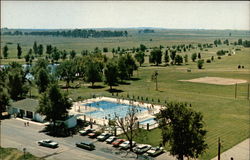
[
  {"xmin": 216, "ymin": 50, "xmax": 227, "ymax": 56},
  {"xmin": 206, "ymin": 59, "xmax": 211, "ymax": 63},
  {"xmin": 218, "ymin": 56, "xmax": 221, "ymax": 59},
  {"xmin": 197, "ymin": 59, "xmax": 204, "ymax": 69}
]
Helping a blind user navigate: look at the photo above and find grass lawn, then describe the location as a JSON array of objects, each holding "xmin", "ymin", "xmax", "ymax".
[
  {"xmin": 1, "ymin": 30, "xmax": 249, "ymax": 159},
  {"xmin": 0, "ymin": 147, "xmax": 43, "ymax": 160}
]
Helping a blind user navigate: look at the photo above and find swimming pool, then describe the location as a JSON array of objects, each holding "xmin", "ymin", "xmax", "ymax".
[
  {"xmin": 83, "ymin": 101, "xmax": 148, "ymax": 119},
  {"xmin": 139, "ymin": 118, "xmax": 157, "ymax": 125}
]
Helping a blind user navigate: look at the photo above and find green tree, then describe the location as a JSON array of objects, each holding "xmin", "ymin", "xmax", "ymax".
[
  {"xmin": 164, "ymin": 50, "xmax": 170, "ymax": 64},
  {"xmin": 103, "ymin": 47, "xmax": 108, "ymax": 52},
  {"xmin": 46, "ymin": 45, "xmax": 53, "ymax": 58},
  {"xmin": 38, "ymin": 44, "xmax": 44, "ymax": 56},
  {"xmin": 238, "ymin": 39, "xmax": 242, "ymax": 45},
  {"xmin": 191, "ymin": 53, "xmax": 197, "ymax": 62},
  {"xmin": 139, "ymin": 44, "xmax": 147, "ymax": 52},
  {"xmin": 7, "ymin": 62, "xmax": 29, "ymax": 100},
  {"xmin": 56, "ymin": 60, "xmax": 76, "ymax": 88},
  {"xmin": 0, "ymin": 79, "xmax": 10, "ymax": 114},
  {"xmin": 175, "ymin": 55, "xmax": 183, "ymax": 65},
  {"xmin": 36, "ymin": 68, "xmax": 50, "ymax": 93},
  {"xmin": 156, "ymin": 102, "xmax": 207, "ymax": 160},
  {"xmin": 52, "ymin": 47, "xmax": 60, "ymax": 62},
  {"xmin": 85, "ymin": 60, "xmax": 103, "ymax": 87},
  {"xmin": 33, "ymin": 41, "xmax": 38, "ymax": 56},
  {"xmin": 149, "ymin": 48, "xmax": 162, "ymax": 66},
  {"xmin": 198, "ymin": 53, "xmax": 201, "ymax": 59},
  {"xmin": 3, "ymin": 45, "xmax": 9, "ymax": 59},
  {"xmin": 170, "ymin": 50, "xmax": 176, "ymax": 64},
  {"xmin": 124, "ymin": 54, "xmax": 137, "ymax": 78},
  {"xmin": 134, "ymin": 51, "xmax": 145, "ymax": 67},
  {"xmin": 118, "ymin": 56, "xmax": 129, "ymax": 81},
  {"xmin": 37, "ymin": 84, "xmax": 72, "ymax": 134},
  {"xmin": 24, "ymin": 49, "xmax": 33, "ymax": 65},
  {"xmin": 197, "ymin": 59, "xmax": 204, "ymax": 69},
  {"xmin": 184, "ymin": 54, "xmax": 188, "ymax": 64},
  {"xmin": 104, "ymin": 60, "xmax": 119, "ymax": 89},
  {"xmin": 61, "ymin": 50, "xmax": 67, "ymax": 60},
  {"xmin": 32, "ymin": 59, "xmax": 49, "ymax": 76},
  {"xmin": 17, "ymin": 43, "xmax": 22, "ymax": 59},
  {"xmin": 69, "ymin": 50, "xmax": 76, "ymax": 59}
]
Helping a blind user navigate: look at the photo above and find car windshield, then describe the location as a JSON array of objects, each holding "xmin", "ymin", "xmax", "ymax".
[
  {"xmin": 138, "ymin": 145, "xmax": 146, "ymax": 149},
  {"xmin": 44, "ymin": 140, "xmax": 52, "ymax": 143}
]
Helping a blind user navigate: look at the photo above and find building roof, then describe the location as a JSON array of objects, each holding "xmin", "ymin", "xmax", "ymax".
[{"xmin": 11, "ymin": 98, "xmax": 39, "ymax": 112}]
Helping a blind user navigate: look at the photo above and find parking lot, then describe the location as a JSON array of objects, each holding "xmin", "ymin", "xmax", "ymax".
[{"xmin": 1, "ymin": 118, "xmax": 174, "ymax": 160}]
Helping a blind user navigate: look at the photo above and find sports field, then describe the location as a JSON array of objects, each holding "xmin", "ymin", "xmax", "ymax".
[{"xmin": 1, "ymin": 29, "xmax": 249, "ymax": 159}]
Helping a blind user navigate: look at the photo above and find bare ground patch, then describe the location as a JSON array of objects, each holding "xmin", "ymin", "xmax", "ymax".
[{"xmin": 179, "ymin": 77, "xmax": 248, "ymax": 85}]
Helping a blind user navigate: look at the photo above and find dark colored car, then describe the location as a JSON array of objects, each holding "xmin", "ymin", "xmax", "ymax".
[
  {"xmin": 38, "ymin": 139, "xmax": 58, "ymax": 148},
  {"xmin": 112, "ymin": 139, "xmax": 126, "ymax": 147},
  {"xmin": 76, "ymin": 141, "xmax": 95, "ymax": 150},
  {"xmin": 79, "ymin": 129, "xmax": 95, "ymax": 136}
]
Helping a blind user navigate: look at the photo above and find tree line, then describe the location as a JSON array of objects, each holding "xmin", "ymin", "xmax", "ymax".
[{"xmin": 2, "ymin": 29, "xmax": 128, "ymax": 38}]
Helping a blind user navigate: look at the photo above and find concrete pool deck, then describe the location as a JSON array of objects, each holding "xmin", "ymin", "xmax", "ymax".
[{"xmin": 69, "ymin": 97, "xmax": 162, "ymax": 127}]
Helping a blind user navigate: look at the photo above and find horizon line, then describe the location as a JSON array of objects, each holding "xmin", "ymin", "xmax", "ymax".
[{"xmin": 1, "ymin": 27, "xmax": 250, "ymax": 31}]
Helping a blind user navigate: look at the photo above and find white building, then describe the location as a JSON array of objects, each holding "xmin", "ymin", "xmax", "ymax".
[{"xmin": 8, "ymin": 98, "xmax": 45, "ymax": 122}]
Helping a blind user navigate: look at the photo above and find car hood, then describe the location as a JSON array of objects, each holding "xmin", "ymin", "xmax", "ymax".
[{"xmin": 50, "ymin": 142, "xmax": 58, "ymax": 145}]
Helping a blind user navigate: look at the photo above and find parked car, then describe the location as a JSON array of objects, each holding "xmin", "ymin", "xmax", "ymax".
[
  {"xmin": 112, "ymin": 139, "xmax": 126, "ymax": 147},
  {"xmin": 146, "ymin": 147, "xmax": 164, "ymax": 157},
  {"xmin": 88, "ymin": 131, "xmax": 100, "ymax": 138},
  {"xmin": 76, "ymin": 141, "xmax": 95, "ymax": 150},
  {"xmin": 133, "ymin": 144, "xmax": 151, "ymax": 154},
  {"xmin": 97, "ymin": 133, "xmax": 111, "ymax": 141},
  {"xmin": 105, "ymin": 136, "xmax": 117, "ymax": 144},
  {"xmin": 37, "ymin": 139, "xmax": 58, "ymax": 148},
  {"xmin": 119, "ymin": 141, "xmax": 136, "ymax": 150},
  {"xmin": 79, "ymin": 128, "xmax": 95, "ymax": 136}
]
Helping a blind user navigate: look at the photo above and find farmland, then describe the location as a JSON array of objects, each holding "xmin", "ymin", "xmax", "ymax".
[{"xmin": 1, "ymin": 29, "xmax": 250, "ymax": 159}]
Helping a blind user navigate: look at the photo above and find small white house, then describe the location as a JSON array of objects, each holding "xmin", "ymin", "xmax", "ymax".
[{"xmin": 8, "ymin": 98, "xmax": 45, "ymax": 122}]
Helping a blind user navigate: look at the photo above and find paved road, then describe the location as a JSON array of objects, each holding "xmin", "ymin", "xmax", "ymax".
[
  {"xmin": 1, "ymin": 118, "xmax": 172, "ymax": 160},
  {"xmin": 211, "ymin": 138, "xmax": 250, "ymax": 160},
  {"xmin": 1, "ymin": 119, "xmax": 131, "ymax": 160}
]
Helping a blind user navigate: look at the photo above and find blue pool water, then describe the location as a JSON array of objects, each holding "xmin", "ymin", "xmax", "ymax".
[
  {"xmin": 84, "ymin": 101, "xmax": 148, "ymax": 119},
  {"xmin": 139, "ymin": 118, "xmax": 157, "ymax": 125}
]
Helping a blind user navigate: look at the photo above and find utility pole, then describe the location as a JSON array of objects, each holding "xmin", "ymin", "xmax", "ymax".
[
  {"xmin": 247, "ymin": 83, "xmax": 249, "ymax": 100},
  {"xmin": 235, "ymin": 83, "xmax": 237, "ymax": 99},
  {"xmin": 218, "ymin": 137, "xmax": 221, "ymax": 160}
]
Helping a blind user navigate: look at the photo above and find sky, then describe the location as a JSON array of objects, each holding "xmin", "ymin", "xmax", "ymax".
[{"xmin": 1, "ymin": 1, "xmax": 250, "ymax": 30}]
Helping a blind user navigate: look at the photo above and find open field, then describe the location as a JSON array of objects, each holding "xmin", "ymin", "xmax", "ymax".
[{"xmin": 1, "ymin": 29, "xmax": 250, "ymax": 159}]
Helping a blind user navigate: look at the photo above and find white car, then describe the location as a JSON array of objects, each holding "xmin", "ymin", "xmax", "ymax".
[
  {"xmin": 105, "ymin": 136, "xmax": 117, "ymax": 144},
  {"xmin": 38, "ymin": 139, "xmax": 58, "ymax": 148},
  {"xmin": 97, "ymin": 133, "xmax": 111, "ymax": 141},
  {"xmin": 119, "ymin": 141, "xmax": 136, "ymax": 150},
  {"xmin": 133, "ymin": 144, "xmax": 151, "ymax": 154},
  {"xmin": 146, "ymin": 146, "xmax": 164, "ymax": 157}
]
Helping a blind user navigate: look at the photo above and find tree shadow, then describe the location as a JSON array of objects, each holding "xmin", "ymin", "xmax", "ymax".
[
  {"xmin": 88, "ymin": 85, "xmax": 105, "ymax": 89},
  {"xmin": 60, "ymin": 86, "xmax": 79, "ymax": 89},
  {"xmin": 130, "ymin": 77, "xmax": 141, "ymax": 81},
  {"xmin": 118, "ymin": 81, "xmax": 131, "ymax": 85},
  {"xmin": 106, "ymin": 88, "xmax": 124, "ymax": 93}
]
